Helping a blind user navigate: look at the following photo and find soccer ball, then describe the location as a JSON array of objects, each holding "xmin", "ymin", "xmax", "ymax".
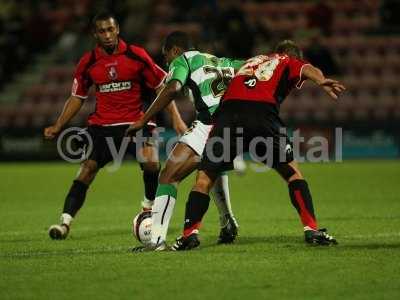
[{"xmin": 132, "ymin": 211, "xmax": 152, "ymax": 245}]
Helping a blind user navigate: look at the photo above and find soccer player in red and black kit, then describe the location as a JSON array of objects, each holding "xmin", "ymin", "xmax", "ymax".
[
  {"xmin": 44, "ymin": 12, "xmax": 187, "ymax": 240},
  {"xmin": 171, "ymin": 40, "xmax": 346, "ymax": 250}
]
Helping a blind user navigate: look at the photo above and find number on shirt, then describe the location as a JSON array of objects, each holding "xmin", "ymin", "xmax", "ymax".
[
  {"xmin": 237, "ymin": 55, "xmax": 280, "ymax": 82},
  {"xmin": 255, "ymin": 58, "xmax": 279, "ymax": 81},
  {"xmin": 203, "ymin": 66, "xmax": 234, "ymax": 97}
]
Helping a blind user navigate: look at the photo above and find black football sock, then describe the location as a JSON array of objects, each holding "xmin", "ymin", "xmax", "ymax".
[
  {"xmin": 183, "ymin": 191, "xmax": 211, "ymax": 237},
  {"xmin": 143, "ymin": 168, "xmax": 160, "ymax": 201},
  {"xmin": 288, "ymin": 179, "xmax": 318, "ymax": 230},
  {"xmin": 62, "ymin": 180, "xmax": 89, "ymax": 218}
]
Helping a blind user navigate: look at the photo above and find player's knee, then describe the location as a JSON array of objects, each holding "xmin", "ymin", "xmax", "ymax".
[
  {"xmin": 141, "ymin": 162, "xmax": 160, "ymax": 174},
  {"xmin": 287, "ymin": 171, "xmax": 303, "ymax": 183},
  {"xmin": 288, "ymin": 162, "xmax": 303, "ymax": 182},
  {"xmin": 275, "ymin": 162, "xmax": 303, "ymax": 183},
  {"xmin": 193, "ymin": 173, "xmax": 214, "ymax": 194},
  {"xmin": 159, "ymin": 168, "xmax": 179, "ymax": 185},
  {"xmin": 78, "ymin": 161, "xmax": 98, "ymax": 184},
  {"xmin": 194, "ymin": 179, "xmax": 212, "ymax": 194}
]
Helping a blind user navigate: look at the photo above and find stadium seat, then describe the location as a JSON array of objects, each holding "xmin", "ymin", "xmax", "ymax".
[{"xmin": 2, "ymin": 0, "xmax": 399, "ymax": 133}]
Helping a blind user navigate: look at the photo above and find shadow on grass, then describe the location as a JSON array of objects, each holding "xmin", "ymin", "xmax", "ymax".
[
  {"xmin": 200, "ymin": 235, "xmax": 302, "ymax": 250},
  {"xmin": 334, "ymin": 243, "xmax": 400, "ymax": 251},
  {"xmin": 0, "ymin": 226, "xmax": 185, "ymax": 259},
  {"xmin": 237, "ymin": 235, "xmax": 301, "ymax": 245},
  {"xmin": 0, "ymin": 227, "xmax": 130, "ymax": 244},
  {"xmin": 322, "ymin": 216, "xmax": 400, "ymax": 221},
  {"xmin": 0, "ymin": 238, "xmax": 44, "ymax": 244},
  {"xmin": 201, "ymin": 236, "xmax": 400, "ymax": 251},
  {"xmin": 69, "ymin": 228, "xmax": 130, "ymax": 240},
  {"xmin": 75, "ymin": 226, "xmax": 182, "ymax": 240},
  {"xmin": 0, "ymin": 246, "xmax": 131, "ymax": 259}
]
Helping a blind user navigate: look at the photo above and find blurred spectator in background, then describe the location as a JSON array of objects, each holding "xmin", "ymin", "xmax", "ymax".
[
  {"xmin": 306, "ymin": 0, "xmax": 334, "ymax": 36},
  {"xmin": 379, "ymin": 0, "xmax": 400, "ymax": 33},
  {"xmin": 0, "ymin": 0, "xmax": 92, "ymax": 90},
  {"xmin": 195, "ymin": 1, "xmax": 219, "ymax": 43},
  {"xmin": 25, "ymin": 2, "xmax": 54, "ymax": 53},
  {"xmin": 252, "ymin": 20, "xmax": 275, "ymax": 56},
  {"xmin": 216, "ymin": 1, "xmax": 254, "ymax": 58},
  {"xmin": 0, "ymin": 1, "xmax": 27, "ymax": 89},
  {"xmin": 120, "ymin": 0, "xmax": 152, "ymax": 43},
  {"xmin": 304, "ymin": 32, "xmax": 340, "ymax": 76}
]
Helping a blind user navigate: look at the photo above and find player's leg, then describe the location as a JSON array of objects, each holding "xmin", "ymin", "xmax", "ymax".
[
  {"xmin": 171, "ymin": 169, "xmax": 219, "ymax": 251},
  {"xmin": 181, "ymin": 120, "xmax": 239, "ymax": 244},
  {"xmin": 274, "ymin": 160, "xmax": 317, "ymax": 230},
  {"xmin": 137, "ymin": 142, "xmax": 199, "ymax": 251},
  {"xmin": 252, "ymin": 105, "xmax": 336, "ymax": 245},
  {"xmin": 274, "ymin": 160, "xmax": 337, "ymax": 245},
  {"xmin": 48, "ymin": 126, "xmax": 113, "ymax": 240},
  {"xmin": 48, "ymin": 159, "xmax": 100, "ymax": 240},
  {"xmin": 137, "ymin": 141, "xmax": 160, "ymax": 211},
  {"xmin": 185, "ymin": 169, "xmax": 219, "ymax": 235},
  {"xmin": 171, "ymin": 112, "xmax": 238, "ymax": 251},
  {"xmin": 211, "ymin": 174, "xmax": 239, "ymax": 244}
]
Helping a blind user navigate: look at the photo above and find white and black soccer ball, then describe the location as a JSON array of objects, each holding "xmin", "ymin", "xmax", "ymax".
[{"xmin": 132, "ymin": 211, "xmax": 152, "ymax": 245}]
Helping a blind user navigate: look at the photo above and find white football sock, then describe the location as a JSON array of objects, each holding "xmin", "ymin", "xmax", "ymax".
[
  {"xmin": 60, "ymin": 213, "xmax": 73, "ymax": 226},
  {"xmin": 150, "ymin": 184, "xmax": 177, "ymax": 245},
  {"xmin": 212, "ymin": 175, "xmax": 233, "ymax": 227},
  {"xmin": 233, "ymin": 155, "xmax": 247, "ymax": 174},
  {"xmin": 141, "ymin": 196, "xmax": 154, "ymax": 210},
  {"xmin": 150, "ymin": 195, "xmax": 176, "ymax": 244}
]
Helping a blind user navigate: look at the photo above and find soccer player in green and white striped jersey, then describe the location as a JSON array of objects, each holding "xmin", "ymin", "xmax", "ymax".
[{"xmin": 127, "ymin": 31, "xmax": 245, "ymax": 251}]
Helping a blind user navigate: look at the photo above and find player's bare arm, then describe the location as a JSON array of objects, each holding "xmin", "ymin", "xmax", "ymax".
[
  {"xmin": 44, "ymin": 95, "xmax": 83, "ymax": 139},
  {"xmin": 126, "ymin": 80, "xmax": 183, "ymax": 136},
  {"xmin": 155, "ymin": 82, "xmax": 188, "ymax": 135},
  {"xmin": 302, "ymin": 64, "xmax": 346, "ymax": 100},
  {"xmin": 165, "ymin": 101, "xmax": 188, "ymax": 135}
]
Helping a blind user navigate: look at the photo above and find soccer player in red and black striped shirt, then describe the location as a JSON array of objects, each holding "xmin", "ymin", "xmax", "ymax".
[
  {"xmin": 44, "ymin": 12, "xmax": 187, "ymax": 240},
  {"xmin": 171, "ymin": 40, "xmax": 345, "ymax": 250}
]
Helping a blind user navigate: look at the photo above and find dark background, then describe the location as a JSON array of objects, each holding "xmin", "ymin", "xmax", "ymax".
[{"xmin": 0, "ymin": 0, "xmax": 399, "ymax": 160}]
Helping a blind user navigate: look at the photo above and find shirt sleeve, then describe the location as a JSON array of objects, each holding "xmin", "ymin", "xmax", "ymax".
[
  {"xmin": 71, "ymin": 53, "xmax": 93, "ymax": 99},
  {"xmin": 165, "ymin": 55, "xmax": 190, "ymax": 86},
  {"xmin": 134, "ymin": 47, "xmax": 167, "ymax": 89},
  {"xmin": 287, "ymin": 57, "xmax": 311, "ymax": 89},
  {"xmin": 219, "ymin": 57, "xmax": 246, "ymax": 72},
  {"xmin": 231, "ymin": 59, "xmax": 246, "ymax": 72}
]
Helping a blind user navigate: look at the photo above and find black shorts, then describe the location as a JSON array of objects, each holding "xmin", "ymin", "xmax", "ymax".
[
  {"xmin": 81, "ymin": 124, "xmax": 155, "ymax": 168},
  {"xmin": 199, "ymin": 100, "xmax": 294, "ymax": 172}
]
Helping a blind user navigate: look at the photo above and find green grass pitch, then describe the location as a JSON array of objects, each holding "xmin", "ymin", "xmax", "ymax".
[{"xmin": 1, "ymin": 160, "xmax": 400, "ymax": 300}]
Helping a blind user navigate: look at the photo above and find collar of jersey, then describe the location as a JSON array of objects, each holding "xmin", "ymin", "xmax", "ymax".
[
  {"xmin": 95, "ymin": 38, "xmax": 128, "ymax": 58},
  {"xmin": 183, "ymin": 50, "xmax": 200, "ymax": 58}
]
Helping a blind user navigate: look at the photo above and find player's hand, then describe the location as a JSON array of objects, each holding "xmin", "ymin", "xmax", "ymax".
[
  {"xmin": 44, "ymin": 124, "xmax": 62, "ymax": 140},
  {"xmin": 125, "ymin": 120, "xmax": 145, "ymax": 137},
  {"xmin": 319, "ymin": 78, "xmax": 346, "ymax": 100},
  {"xmin": 173, "ymin": 119, "xmax": 188, "ymax": 136}
]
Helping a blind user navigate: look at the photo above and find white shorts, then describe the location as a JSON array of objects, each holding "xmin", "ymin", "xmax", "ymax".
[{"xmin": 179, "ymin": 120, "xmax": 212, "ymax": 156}]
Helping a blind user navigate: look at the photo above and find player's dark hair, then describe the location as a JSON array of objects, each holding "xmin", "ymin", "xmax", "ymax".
[
  {"xmin": 91, "ymin": 11, "xmax": 119, "ymax": 30},
  {"xmin": 275, "ymin": 40, "xmax": 303, "ymax": 59},
  {"xmin": 163, "ymin": 31, "xmax": 194, "ymax": 51}
]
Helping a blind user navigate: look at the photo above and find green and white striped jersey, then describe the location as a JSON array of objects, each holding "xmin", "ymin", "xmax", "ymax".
[{"xmin": 165, "ymin": 50, "xmax": 244, "ymax": 124}]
